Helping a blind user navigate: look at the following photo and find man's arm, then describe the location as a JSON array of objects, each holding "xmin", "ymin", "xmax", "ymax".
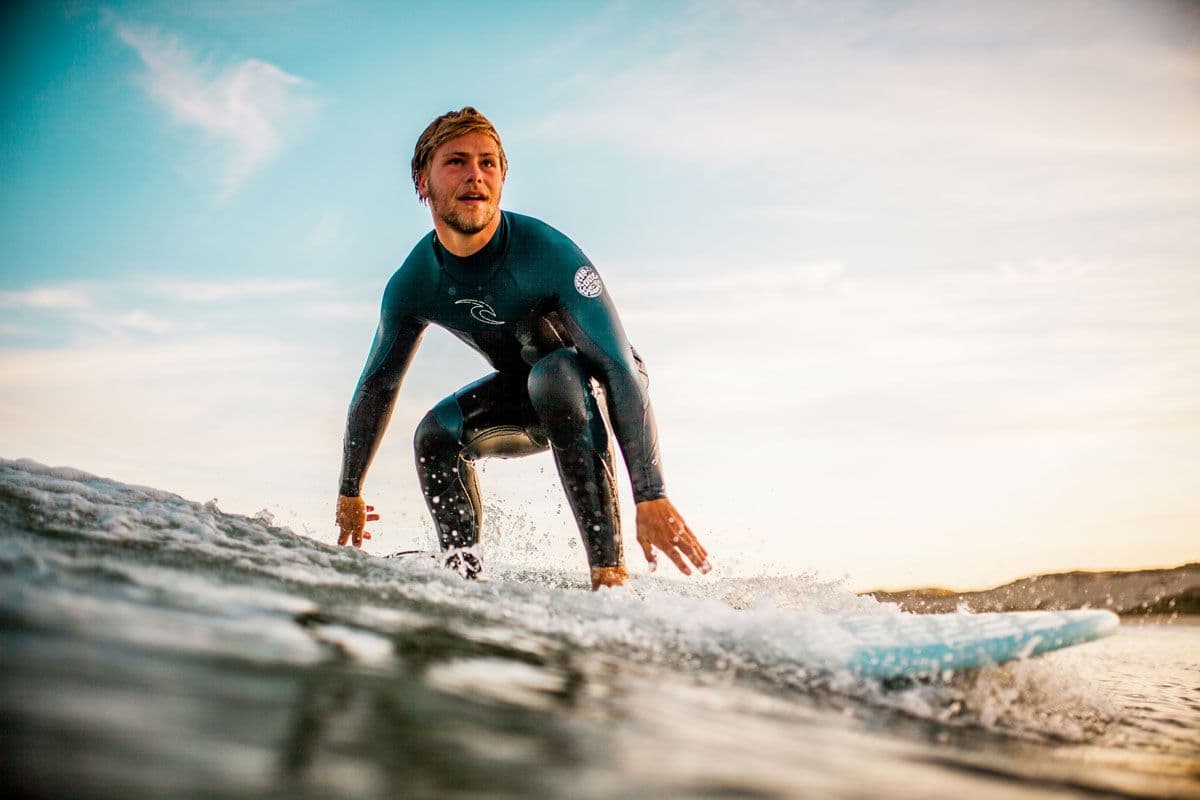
[
  {"xmin": 553, "ymin": 263, "xmax": 710, "ymax": 576},
  {"xmin": 338, "ymin": 318, "xmax": 425, "ymax": 496},
  {"xmin": 554, "ymin": 267, "xmax": 664, "ymax": 502},
  {"xmin": 336, "ymin": 272, "xmax": 428, "ymax": 547}
]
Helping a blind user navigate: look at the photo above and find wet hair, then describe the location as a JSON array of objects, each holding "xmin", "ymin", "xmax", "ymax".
[{"xmin": 410, "ymin": 107, "xmax": 508, "ymax": 201}]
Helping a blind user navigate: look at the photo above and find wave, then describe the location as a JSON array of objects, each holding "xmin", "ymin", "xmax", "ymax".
[{"xmin": 0, "ymin": 456, "xmax": 1121, "ymax": 746}]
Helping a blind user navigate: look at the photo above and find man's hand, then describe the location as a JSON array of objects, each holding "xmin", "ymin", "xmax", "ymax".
[
  {"xmin": 336, "ymin": 495, "xmax": 379, "ymax": 548},
  {"xmin": 635, "ymin": 498, "xmax": 711, "ymax": 576}
]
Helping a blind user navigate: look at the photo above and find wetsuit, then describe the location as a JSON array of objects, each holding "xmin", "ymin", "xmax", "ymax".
[{"xmin": 339, "ymin": 211, "xmax": 665, "ymax": 572}]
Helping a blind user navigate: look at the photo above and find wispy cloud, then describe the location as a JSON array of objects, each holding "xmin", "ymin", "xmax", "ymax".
[
  {"xmin": 0, "ymin": 286, "xmax": 91, "ymax": 310},
  {"xmin": 149, "ymin": 278, "xmax": 324, "ymax": 302},
  {"xmin": 618, "ymin": 262, "xmax": 846, "ymax": 296},
  {"xmin": 537, "ymin": 2, "xmax": 1199, "ymax": 158},
  {"xmin": 90, "ymin": 309, "xmax": 176, "ymax": 336},
  {"xmin": 305, "ymin": 210, "xmax": 343, "ymax": 249},
  {"xmin": 112, "ymin": 18, "xmax": 315, "ymax": 193},
  {"xmin": 0, "ymin": 277, "xmax": 329, "ymax": 347},
  {"xmin": 0, "ymin": 322, "xmax": 33, "ymax": 337},
  {"xmin": 299, "ymin": 301, "xmax": 378, "ymax": 320},
  {"xmin": 529, "ymin": 2, "xmax": 1200, "ymax": 227},
  {"xmin": 0, "ymin": 283, "xmax": 178, "ymax": 343},
  {"xmin": 618, "ymin": 255, "xmax": 1200, "ymax": 437}
]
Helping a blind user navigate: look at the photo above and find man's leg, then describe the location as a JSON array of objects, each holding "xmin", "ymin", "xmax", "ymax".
[
  {"xmin": 527, "ymin": 349, "xmax": 625, "ymax": 589},
  {"xmin": 413, "ymin": 372, "xmax": 546, "ymax": 575}
]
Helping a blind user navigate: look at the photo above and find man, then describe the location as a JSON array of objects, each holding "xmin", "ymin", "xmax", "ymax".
[{"xmin": 335, "ymin": 107, "xmax": 709, "ymax": 590}]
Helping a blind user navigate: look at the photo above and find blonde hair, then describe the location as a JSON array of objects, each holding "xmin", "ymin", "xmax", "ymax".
[{"xmin": 411, "ymin": 107, "xmax": 508, "ymax": 200}]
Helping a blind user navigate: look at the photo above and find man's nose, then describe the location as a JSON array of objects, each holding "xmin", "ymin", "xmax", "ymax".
[{"xmin": 464, "ymin": 160, "xmax": 484, "ymax": 181}]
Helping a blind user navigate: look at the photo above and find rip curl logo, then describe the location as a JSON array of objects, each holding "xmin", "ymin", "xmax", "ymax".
[
  {"xmin": 574, "ymin": 266, "xmax": 603, "ymax": 298},
  {"xmin": 455, "ymin": 298, "xmax": 505, "ymax": 325}
]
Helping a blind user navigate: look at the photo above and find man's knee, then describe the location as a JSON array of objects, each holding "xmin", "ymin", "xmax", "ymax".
[
  {"xmin": 528, "ymin": 350, "xmax": 592, "ymax": 442},
  {"xmin": 414, "ymin": 399, "xmax": 462, "ymax": 462}
]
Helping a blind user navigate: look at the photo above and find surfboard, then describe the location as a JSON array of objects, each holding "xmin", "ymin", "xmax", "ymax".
[
  {"xmin": 380, "ymin": 554, "xmax": 1118, "ymax": 680},
  {"xmin": 832, "ymin": 609, "xmax": 1119, "ymax": 680}
]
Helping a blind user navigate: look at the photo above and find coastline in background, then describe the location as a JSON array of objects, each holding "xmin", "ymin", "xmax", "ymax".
[{"xmin": 865, "ymin": 563, "xmax": 1199, "ymax": 616}]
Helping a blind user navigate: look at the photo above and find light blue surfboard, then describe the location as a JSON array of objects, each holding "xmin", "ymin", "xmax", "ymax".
[{"xmin": 833, "ymin": 609, "xmax": 1119, "ymax": 679}]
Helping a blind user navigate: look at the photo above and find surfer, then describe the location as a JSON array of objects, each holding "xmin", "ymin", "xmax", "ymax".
[{"xmin": 334, "ymin": 107, "xmax": 710, "ymax": 590}]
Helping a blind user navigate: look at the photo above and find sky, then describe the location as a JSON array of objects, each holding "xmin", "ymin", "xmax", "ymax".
[{"xmin": 2, "ymin": 0, "xmax": 1197, "ymax": 591}]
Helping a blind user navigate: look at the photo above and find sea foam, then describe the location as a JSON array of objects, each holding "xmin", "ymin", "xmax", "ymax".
[{"xmin": 0, "ymin": 456, "xmax": 1119, "ymax": 744}]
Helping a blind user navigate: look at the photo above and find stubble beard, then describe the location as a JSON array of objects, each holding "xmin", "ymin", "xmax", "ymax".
[{"xmin": 429, "ymin": 183, "xmax": 499, "ymax": 236}]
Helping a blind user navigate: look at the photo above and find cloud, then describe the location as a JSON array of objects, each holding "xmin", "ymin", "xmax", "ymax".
[
  {"xmin": 305, "ymin": 211, "xmax": 343, "ymax": 249},
  {"xmin": 0, "ymin": 277, "xmax": 332, "ymax": 349},
  {"xmin": 616, "ymin": 255, "xmax": 1200, "ymax": 438},
  {"xmin": 528, "ymin": 2, "xmax": 1200, "ymax": 227},
  {"xmin": 538, "ymin": 2, "xmax": 1199, "ymax": 156},
  {"xmin": 149, "ymin": 278, "xmax": 324, "ymax": 302},
  {"xmin": 112, "ymin": 18, "xmax": 314, "ymax": 192},
  {"xmin": 299, "ymin": 301, "xmax": 378, "ymax": 320},
  {"xmin": 0, "ymin": 322, "xmax": 33, "ymax": 337},
  {"xmin": 617, "ymin": 261, "xmax": 845, "ymax": 297},
  {"xmin": 0, "ymin": 286, "xmax": 91, "ymax": 310},
  {"xmin": 0, "ymin": 283, "xmax": 176, "ymax": 341},
  {"xmin": 95, "ymin": 309, "xmax": 175, "ymax": 336}
]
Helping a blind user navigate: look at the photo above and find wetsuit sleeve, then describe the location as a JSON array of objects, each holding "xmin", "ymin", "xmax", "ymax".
[
  {"xmin": 338, "ymin": 272, "xmax": 428, "ymax": 497},
  {"xmin": 554, "ymin": 263, "xmax": 666, "ymax": 502}
]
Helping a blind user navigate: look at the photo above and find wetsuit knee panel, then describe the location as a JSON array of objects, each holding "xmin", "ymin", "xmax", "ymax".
[
  {"xmin": 414, "ymin": 398, "xmax": 464, "ymax": 457},
  {"xmin": 527, "ymin": 349, "xmax": 593, "ymax": 442}
]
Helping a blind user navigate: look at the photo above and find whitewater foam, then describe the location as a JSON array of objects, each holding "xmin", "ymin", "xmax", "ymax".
[{"xmin": 0, "ymin": 456, "xmax": 1122, "ymax": 745}]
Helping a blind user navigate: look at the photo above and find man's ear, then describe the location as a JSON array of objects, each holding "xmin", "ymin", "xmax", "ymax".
[{"xmin": 416, "ymin": 172, "xmax": 429, "ymax": 202}]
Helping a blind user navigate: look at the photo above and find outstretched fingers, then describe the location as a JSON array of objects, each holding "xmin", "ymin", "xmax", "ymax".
[
  {"xmin": 336, "ymin": 496, "xmax": 380, "ymax": 549},
  {"xmin": 640, "ymin": 536, "xmax": 657, "ymax": 572},
  {"xmin": 362, "ymin": 504, "xmax": 378, "ymax": 543},
  {"xmin": 677, "ymin": 520, "xmax": 710, "ymax": 573},
  {"xmin": 665, "ymin": 544, "xmax": 691, "ymax": 575},
  {"xmin": 635, "ymin": 498, "xmax": 712, "ymax": 577}
]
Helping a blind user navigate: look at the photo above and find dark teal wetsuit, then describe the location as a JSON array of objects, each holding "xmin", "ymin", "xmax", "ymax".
[{"xmin": 339, "ymin": 211, "xmax": 665, "ymax": 572}]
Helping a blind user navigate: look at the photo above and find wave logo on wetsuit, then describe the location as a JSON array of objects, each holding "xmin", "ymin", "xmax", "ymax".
[
  {"xmin": 574, "ymin": 266, "xmax": 604, "ymax": 298},
  {"xmin": 454, "ymin": 298, "xmax": 505, "ymax": 326}
]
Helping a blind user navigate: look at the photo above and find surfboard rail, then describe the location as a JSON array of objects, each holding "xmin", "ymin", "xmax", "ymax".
[{"xmin": 837, "ymin": 609, "xmax": 1119, "ymax": 679}]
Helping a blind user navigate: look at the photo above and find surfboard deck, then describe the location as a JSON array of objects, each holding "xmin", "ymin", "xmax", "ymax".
[{"xmin": 834, "ymin": 609, "xmax": 1119, "ymax": 679}]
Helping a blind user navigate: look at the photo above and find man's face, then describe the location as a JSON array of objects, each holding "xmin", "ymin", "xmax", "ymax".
[{"xmin": 419, "ymin": 131, "xmax": 504, "ymax": 237}]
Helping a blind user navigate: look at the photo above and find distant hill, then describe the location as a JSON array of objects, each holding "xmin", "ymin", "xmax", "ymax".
[{"xmin": 864, "ymin": 562, "xmax": 1199, "ymax": 615}]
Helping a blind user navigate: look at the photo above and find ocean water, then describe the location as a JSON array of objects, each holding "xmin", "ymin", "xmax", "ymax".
[{"xmin": 1, "ymin": 458, "xmax": 1197, "ymax": 799}]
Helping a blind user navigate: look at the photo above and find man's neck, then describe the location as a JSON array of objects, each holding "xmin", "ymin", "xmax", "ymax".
[{"xmin": 433, "ymin": 212, "xmax": 502, "ymax": 257}]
